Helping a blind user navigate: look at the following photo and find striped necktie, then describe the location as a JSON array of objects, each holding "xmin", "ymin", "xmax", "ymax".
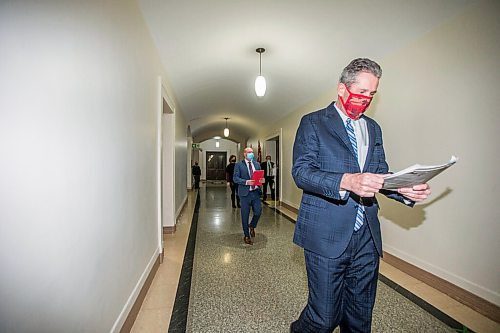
[
  {"xmin": 346, "ymin": 118, "xmax": 364, "ymax": 231},
  {"xmin": 248, "ymin": 162, "xmax": 256, "ymax": 190}
]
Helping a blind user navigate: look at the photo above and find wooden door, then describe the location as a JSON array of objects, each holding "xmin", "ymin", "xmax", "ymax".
[{"xmin": 206, "ymin": 152, "xmax": 227, "ymax": 180}]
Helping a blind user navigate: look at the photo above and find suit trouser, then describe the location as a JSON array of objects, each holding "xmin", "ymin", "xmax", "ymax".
[
  {"xmin": 291, "ymin": 223, "xmax": 379, "ymax": 333},
  {"xmin": 193, "ymin": 175, "xmax": 200, "ymax": 189},
  {"xmin": 239, "ymin": 190, "xmax": 262, "ymax": 237},
  {"xmin": 262, "ymin": 176, "xmax": 275, "ymax": 200},
  {"xmin": 229, "ymin": 182, "xmax": 240, "ymax": 206}
]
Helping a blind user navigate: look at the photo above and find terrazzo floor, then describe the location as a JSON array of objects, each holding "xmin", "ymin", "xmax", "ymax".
[{"xmin": 185, "ymin": 186, "xmax": 455, "ymax": 332}]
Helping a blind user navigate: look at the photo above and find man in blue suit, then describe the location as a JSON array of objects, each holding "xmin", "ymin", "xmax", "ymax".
[
  {"xmin": 233, "ymin": 147, "xmax": 264, "ymax": 245},
  {"xmin": 290, "ymin": 58, "xmax": 431, "ymax": 333}
]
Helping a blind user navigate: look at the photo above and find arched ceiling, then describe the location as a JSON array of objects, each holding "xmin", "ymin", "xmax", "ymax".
[
  {"xmin": 188, "ymin": 114, "xmax": 258, "ymax": 144},
  {"xmin": 138, "ymin": 0, "xmax": 473, "ymax": 141}
]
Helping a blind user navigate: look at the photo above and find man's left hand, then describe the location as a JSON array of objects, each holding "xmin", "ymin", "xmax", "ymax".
[{"xmin": 398, "ymin": 183, "xmax": 431, "ymax": 202}]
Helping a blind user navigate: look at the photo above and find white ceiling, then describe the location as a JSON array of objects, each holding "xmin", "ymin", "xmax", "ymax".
[{"xmin": 138, "ymin": 0, "xmax": 473, "ymax": 143}]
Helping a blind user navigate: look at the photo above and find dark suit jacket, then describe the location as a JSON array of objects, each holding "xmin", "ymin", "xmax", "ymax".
[
  {"xmin": 191, "ymin": 165, "xmax": 201, "ymax": 176},
  {"xmin": 233, "ymin": 160, "xmax": 262, "ymax": 197},
  {"xmin": 225, "ymin": 163, "xmax": 236, "ymax": 183},
  {"xmin": 260, "ymin": 161, "xmax": 275, "ymax": 178},
  {"xmin": 292, "ymin": 102, "xmax": 411, "ymax": 258}
]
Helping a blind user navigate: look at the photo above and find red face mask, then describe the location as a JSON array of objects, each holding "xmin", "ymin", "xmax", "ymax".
[{"xmin": 339, "ymin": 84, "xmax": 373, "ymax": 120}]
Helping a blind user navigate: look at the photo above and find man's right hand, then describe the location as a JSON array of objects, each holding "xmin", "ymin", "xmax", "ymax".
[
  {"xmin": 340, "ymin": 173, "xmax": 385, "ymax": 197},
  {"xmin": 245, "ymin": 180, "xmax": 255, "ymax": 186}
]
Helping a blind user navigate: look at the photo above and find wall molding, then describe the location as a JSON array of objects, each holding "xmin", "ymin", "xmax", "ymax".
[
  {"xmin": 280, "ymin": 200, "xmax": 299, "ymax": 214},
  {"xmin": 111, "ymin": 248, "xmax": 160, "ymax": 333},
  {"xmin": 163, "ymin": 225, "xmax": 176, "ymax": 234},
  {"xmin": 163, "ymin": 195, "xmax": 189, "ymax": 235},
  {"xmin": 382, "ymin": 252, "xmax": 500, "ymax": 323},
  {"xmin": 176, "ymin": 194, "xmax": 188, "ymax": 220}
]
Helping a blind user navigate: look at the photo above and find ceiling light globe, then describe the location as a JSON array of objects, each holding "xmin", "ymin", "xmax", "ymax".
[
  {"xmin": 223, "ymin": 128, "xmax": 229, "ymax": 137},
  {"xmin": 255, "ymin": 75, "xmax": 266, "ymax": 97}
]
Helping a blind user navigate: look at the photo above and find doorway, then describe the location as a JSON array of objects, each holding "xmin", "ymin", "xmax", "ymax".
[
  {"xmin": 157, "ymin": 77, "xmax": 176, "ymax": 262},
  {"xmin": 264, "ymin": 131, "xmax": 281, "ymax": 202},
  {"xmin": 206, "ymin": 151, "xmax": 227, "ymax": 180}
]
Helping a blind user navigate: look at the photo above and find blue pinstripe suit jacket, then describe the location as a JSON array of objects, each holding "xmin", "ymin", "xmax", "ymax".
[
  {"xmin": 292, "ymin": 102, "xmax": 411, "ymax": 258},
  {"xmin": 233, "ymin": 159, "xmax": 262, "ymax": 197}
]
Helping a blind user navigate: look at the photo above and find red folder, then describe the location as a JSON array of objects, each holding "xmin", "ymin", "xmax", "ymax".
[{"xmin": 250, "ymin": 170, "xmax": 264, "ymax": 186}]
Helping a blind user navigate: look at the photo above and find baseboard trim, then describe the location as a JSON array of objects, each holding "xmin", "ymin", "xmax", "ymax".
[
  {"xmin": 382, "ymin": 251, "xmax": 500, "ymax": 323},
  {"xmin": 111, "ymin": 249, "xmax": 161, "ymax": 333},
  {"xmin": 163, "ymin": 225, "xmax": 176, "ymax": 234},
  {"xmin": 175, "ymin": 194, "xmax": 188, "ymax": 220},
  {"xmin": 378, "ymin": 273, "xmax": 462, "ymax": 330},
  {"xmin": 280, "ymin": 201, "xmax": 299, "ymax": 214},
  {"xmin": 163, "ymin": 195, "xmax": 189, "ymax": 235}
]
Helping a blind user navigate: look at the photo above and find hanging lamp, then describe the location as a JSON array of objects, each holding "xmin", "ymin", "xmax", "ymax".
[
  {"xmin": 255, "ymin": 48, "xmax": 266, "ymax": 97},
  {"xmin": 223, "ymin": 117, "xmax": 230, "ymax": 137}
]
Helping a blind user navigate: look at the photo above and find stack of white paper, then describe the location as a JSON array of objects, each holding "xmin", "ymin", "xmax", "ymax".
[{"xmin": 382, "ymin": 156, "xmax": 457, "ymax": 190}]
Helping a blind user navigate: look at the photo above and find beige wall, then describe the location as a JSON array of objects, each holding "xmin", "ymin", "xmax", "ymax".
[
  {"xmin": 258, "ymin": 0, "xmax": 500, "ymax": 306},
  {"xmin": 175, "ymin": 108, "xmax": 188, "ymax": 216},
  {"xmin": 0, "ymin": 1, "xmax": 185, "ymax": 331}
]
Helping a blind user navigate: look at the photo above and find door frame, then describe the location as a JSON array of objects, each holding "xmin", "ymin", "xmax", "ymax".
[
  {"xmin": 264, "ymin": 128, "xmax": 282, "ymax": 202},
  {"xmin": 157, "ymin": 76, "xmax": 176, "ymax": 261}
]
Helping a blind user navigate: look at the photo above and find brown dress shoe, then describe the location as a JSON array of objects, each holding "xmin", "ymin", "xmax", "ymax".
[
  {"xmin": 249, "ymin": 227, "xmax": 256, "ymax": 238},
  {"xmin": 243, "ymin": 236, "xmax": 253, "ymax": 245}
]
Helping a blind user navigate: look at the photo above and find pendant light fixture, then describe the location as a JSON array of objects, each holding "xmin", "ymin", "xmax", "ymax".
[
  {"xmin": 223, "ymin": 117, "xmax": 230, "ymax": 137},
  {"xmin": 255, "ymin": 48, "xmax": 266, "ymax": 97}
]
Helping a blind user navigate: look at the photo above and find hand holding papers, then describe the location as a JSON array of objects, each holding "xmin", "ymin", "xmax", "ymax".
[
  {"xmin": 250, "ymin": 170, "xmax": 264, "ymax": 186},
  {"xmin": 383, "ymin": 156, "xmax": 457, "ymax": 190}
]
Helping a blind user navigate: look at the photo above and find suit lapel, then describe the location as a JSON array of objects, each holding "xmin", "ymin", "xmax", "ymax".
[
  {"xmin": 325, "ymin": 102, "xmax": 357, "ymax": 158},
  {"xmin": 363, "ymin": 118, "xmax": 376, "ymax": 172},
  {"xmin": 241, "ymin": 161, "xmax": 250, "ymax": 179},
  {"xmin": 252, "ymin": 160, "xmax": 259, "ymax": 172}
]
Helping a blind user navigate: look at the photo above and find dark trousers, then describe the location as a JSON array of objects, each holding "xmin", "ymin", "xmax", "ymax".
[
  {"xmin": 193, "ymin": 175, "xmax": 200, "ymax": 189},
  {"xmin": 291, "ymin": 223, "xmax": 379, "ymax": 333},
  {"xmin": 262, "ymin": 176, "xmax": 275, "ymax": 200},
  {"xmin": 239, "ymin": 190, "xmax": 262, "ymax": 237},
  {"xmin": 229, "ymin": 182, "xmax": 240, "ymax": 207}
]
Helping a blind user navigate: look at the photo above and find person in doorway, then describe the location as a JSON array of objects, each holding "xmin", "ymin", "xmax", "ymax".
[
  {"xmin": 191, "ymin": 161, "xmax": 201, "ymax": 190},
  {"xmin": 233, "ymin": 147, "xmax": 264, "ymax": 245},
  {"xmin": 290, "ymin": 58, "xmax": 431, "ymax": 332},
  {"xmin": 225, "ymin": 155, "xmax": 240, "ymax": 208},
  {"xmin": 260, "ymin": 155, "xmax": 275, "ymax": 201}
]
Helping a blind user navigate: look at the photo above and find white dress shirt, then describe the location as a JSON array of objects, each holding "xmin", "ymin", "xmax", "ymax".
[{"xmin": 246, "ymin": 160, "xmax": 257, "ymax": 190}]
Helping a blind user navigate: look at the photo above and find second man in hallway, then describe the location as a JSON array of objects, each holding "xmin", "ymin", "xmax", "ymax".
[
  {"xmin": 225, "ymin": 155, "xmax": 240, "ymax": 208},
  {"xmin": 233, "ymin": 147, "xmax": 264, "ymax": 245},
  {"xmin": 191, "ymin": 162, "xmax": 201, "ymax": 190},
  {"xmin": 261, "ymin": 155, "xmax": 275, "ymax": 201}
]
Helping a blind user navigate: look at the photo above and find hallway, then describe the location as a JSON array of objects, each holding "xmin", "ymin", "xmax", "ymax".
[
  {"xmin": 175, "ymin": 185, "xmax": 453, "ymax": 332},
  {"xmin": 2, "ymin": 3, "xmax": 499, "ymax": 332}
]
